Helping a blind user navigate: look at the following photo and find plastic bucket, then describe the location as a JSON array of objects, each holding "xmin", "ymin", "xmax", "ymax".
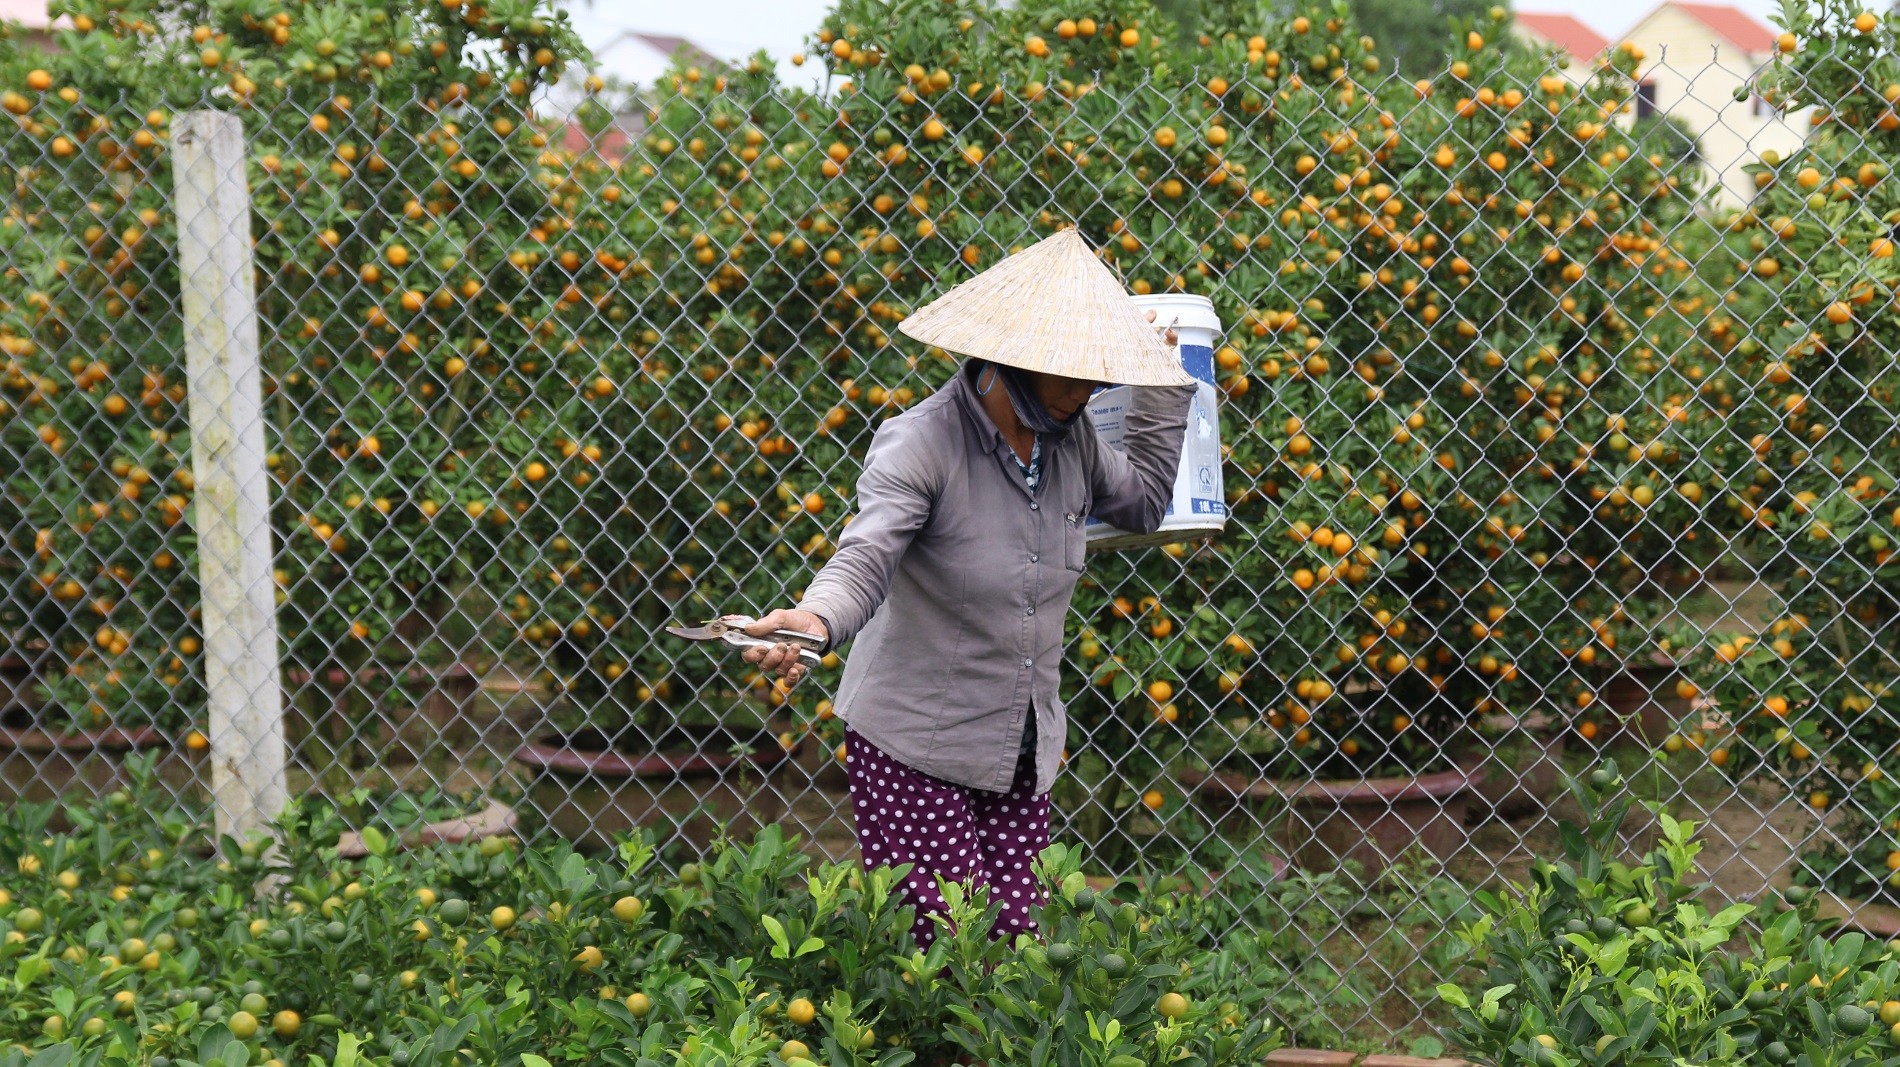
[{"xmin": 1084, "ymin": 294, "xmax": 1227, "ymax": 551}]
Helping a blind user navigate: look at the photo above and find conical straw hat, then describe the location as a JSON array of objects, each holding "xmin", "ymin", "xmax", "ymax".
[{"xmin": 896, "ymin": 228, "xmax": 1196, "ymax": 388}]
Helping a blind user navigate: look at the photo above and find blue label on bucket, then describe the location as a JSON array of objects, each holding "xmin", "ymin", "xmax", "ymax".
[
  {"xmin": 1179, "ymin": 343, "xmax": 1214, "ymax": 387},
  {"xmin": 1081, "ymin": 328, "xmax": 1227, "ymax": 548},
  {"xmin": 1152, "ymin": 499, "xmax": 1230, "ymax": 519}
]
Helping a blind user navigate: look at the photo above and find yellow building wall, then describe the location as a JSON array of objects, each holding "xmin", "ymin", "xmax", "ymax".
[{"xmin": 1617, "ymin": 4, "xmax": 1807, "ymax": 207}]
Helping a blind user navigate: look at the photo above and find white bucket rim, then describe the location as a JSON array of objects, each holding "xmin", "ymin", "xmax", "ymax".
[{"xmin": 1130, "ymin": 293, "xmax": 1222, "ymax": 336}]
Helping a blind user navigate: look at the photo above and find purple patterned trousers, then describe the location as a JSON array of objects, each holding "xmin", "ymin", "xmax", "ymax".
[{"xmin": 843, "ymin": 722, "xmax": 1051, "ymax": 950}]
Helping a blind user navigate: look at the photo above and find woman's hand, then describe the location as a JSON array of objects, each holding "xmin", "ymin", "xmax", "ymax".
[
  {"xmin": 741, "ymin": 609, "xmax": 830, "ymax": 687},
  {"xmin": 1144, "ymin": 308, "xmax": 1180, "ymax": 347}
]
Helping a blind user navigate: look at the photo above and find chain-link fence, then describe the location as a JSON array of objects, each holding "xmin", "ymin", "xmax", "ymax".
[{"xmin": 4, "ymin": 0, "xmax": 1899, "ymax": 1046}]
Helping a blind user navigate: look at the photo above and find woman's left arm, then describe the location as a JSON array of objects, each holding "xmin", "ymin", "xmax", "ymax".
[{"xmin": 1082, "ymin": 383, "xmax": 1195, "ymax": 535}]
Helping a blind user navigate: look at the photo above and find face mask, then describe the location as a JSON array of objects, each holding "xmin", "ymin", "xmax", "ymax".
[{"xmin": 969, "ymin": 359, "xmax": 1087, "ymax": 441}]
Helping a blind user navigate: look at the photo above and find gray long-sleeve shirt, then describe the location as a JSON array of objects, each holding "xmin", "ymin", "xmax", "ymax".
[{"xmin": 797, "ymin": 361, "xmax": 1195, "ymax": 794}]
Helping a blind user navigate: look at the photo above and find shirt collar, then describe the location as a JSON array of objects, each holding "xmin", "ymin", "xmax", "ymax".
[
  {"xmin": 953, "ymin": 361, "xmax": 1062, "ymax": 465},
  {"xmin": 953, "ymin": 361, "xmax": 1009, "ymax": 456}
]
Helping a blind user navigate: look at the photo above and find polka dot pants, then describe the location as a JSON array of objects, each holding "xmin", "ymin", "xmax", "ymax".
[{"xmin": 844, "ymin": 720, "xmax": 1051, "ymax": 950}]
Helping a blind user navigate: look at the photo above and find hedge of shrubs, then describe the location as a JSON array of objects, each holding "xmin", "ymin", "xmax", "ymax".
[
  {"xmin": 5, "ymin": 762, "xmax": 1897, "ymax": 1066},
  {"xmin": 0, "ymin": 765, "xmax": 1287, "ymax": 1067},
  {"xmin": 0, "ymin": 0, "xmax": 1896, "ymax": 886}
]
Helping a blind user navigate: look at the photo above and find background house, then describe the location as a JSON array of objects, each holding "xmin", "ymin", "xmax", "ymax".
[
  {"xmin": 0, "ymin": 0, "xmax": 66, "ymax": 53},
  {"xmin": 592, "ymin": 31, "xmax": 723, "ymax": 94},
  {"xmin": 1614, "ymin": 1, "xmax": 1806, "ymax": 205},
  {"xmin": 549, "ymin": 32, "xmax": 724, "ymax": 161},
  {"xmin": 1512, "ymin": 12, "xmax": 1609, "ymax": 83}
]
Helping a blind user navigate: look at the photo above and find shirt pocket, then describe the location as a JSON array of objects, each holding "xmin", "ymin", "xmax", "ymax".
[{"xmin": 1062, "ymin": 507, "xmax": 1087, "ymax": 571}]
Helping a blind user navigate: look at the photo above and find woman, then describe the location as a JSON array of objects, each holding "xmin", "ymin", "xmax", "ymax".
[{"xmin": 743, "ymin": 228, "xmax": 1196, "ymax": 949}]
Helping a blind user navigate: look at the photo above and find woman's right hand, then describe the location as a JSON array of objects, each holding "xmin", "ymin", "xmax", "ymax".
[{"xmin": 741, "ymin": 609, "xmax": 830, "ymax": 686}]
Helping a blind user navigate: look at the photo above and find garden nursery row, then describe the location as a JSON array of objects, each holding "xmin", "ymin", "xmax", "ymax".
[{"xmin": 2, "ymin": 764, "xmax": 1900, "ymax": 1066}]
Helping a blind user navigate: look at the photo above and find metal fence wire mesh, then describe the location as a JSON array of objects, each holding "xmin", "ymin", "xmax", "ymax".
[{"xmin": 3, "ymin": 0, "xmax": 1900, "ymax": 1045}]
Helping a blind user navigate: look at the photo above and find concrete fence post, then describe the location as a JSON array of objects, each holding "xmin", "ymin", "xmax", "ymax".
[{"xmin": 172, "ymin": 109, "xmax": 289, "ymax": 843}]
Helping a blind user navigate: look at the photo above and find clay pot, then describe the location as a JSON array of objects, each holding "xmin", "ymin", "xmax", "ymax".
[
  {"xmin": 512, "ymin": 721, "xmax": 801, "ymax": 853},
  {"xmin": 0, "ymin": 710, "xmax": 203, "ymax": 822},
  {"xmin": 1817, "ymin": 893, "xmax": 1900, "ymax": 940},
  {"xmin": 1469, "ymin": 712, "xmax": 1568, "ymax": 822},
  {"xmin": 284, "ymin": 661, "xmax": 490, "ymax": 764},
  {"xmin": 386, "ymin": 662, "xmax": 483, "ymax": 755},
  {"xmin": 1177, "ymin": 761, "xmax": 1483, "ymax": 880},
  {"xmin": 1598, "ymin": 651, "xmax": 1690, "ymax": 744},
  {"xmin": 0, "ymin": 652, "xmax": 46, "ymax": 714},
  {"xmin": 332, "ymin": 800, "xmax": 518, "ymax": 858}
]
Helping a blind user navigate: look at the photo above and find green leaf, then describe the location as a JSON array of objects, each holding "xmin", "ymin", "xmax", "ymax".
[
  {"xmin": 1831, "ymin": 931, "xmax": 1867, "ymax": 965},
  {"xmin": 25, "ymin": 1046, "xmax": 71, "ymax": 1067},
  {"xmin": 1598, "ymin": 939, "xmax": 1630, "ymax": 976},
  {"xmin": 1436, "ymin": 983, "xmax": 1471, "ymax": 1009},
  {"xmin": 1557, "ymin": 823, "xmax": 1589, "ymax": 863},
  {"xmin": 13, "ymin": 955, "xmax": 47, "ymax": 991},
  {"xmin": 359, "ymin": 825, "xmax": 389, "ymax": 857},
  {"xmin": 333, "ymin": 1033, "xmax": 362, "ymax": 1067},
  {"xmin": 760, "ymin": 914, "xmax": 791, "ymax": 959},
  {"xmin": 519, "ymin": 1056, "xmax": 553, "ymax": 1067}
]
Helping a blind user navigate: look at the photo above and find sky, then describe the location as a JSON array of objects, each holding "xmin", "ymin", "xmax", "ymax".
[{"xmin": 569, "ymin": 0, "xmax": 1788, "ymax": 90}]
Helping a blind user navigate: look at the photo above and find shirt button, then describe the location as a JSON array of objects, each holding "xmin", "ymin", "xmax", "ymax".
[
  {"xmin": 1029, "ymin": 553, "xmax": 1039, "ymax": 563},
  {"xmin": 1022, "ymin": 658, "xmax": 1033, "ymax": 668},
  {"xmin": 1030, "ymin": 501, "xmax": 1039, "ymax": 510},
  {"xmin": 1026, "ymin": 606, "xmax": 1035, "ymax": 616}
]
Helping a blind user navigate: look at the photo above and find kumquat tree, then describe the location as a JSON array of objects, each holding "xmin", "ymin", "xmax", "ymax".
[
  {"xmin": 1668, "ymin": 0, "xmax": 1900, "ymax": 912},
  {"xmin": 7, "ymin": 0, "xmax": 1900, "ymax": 1057}
]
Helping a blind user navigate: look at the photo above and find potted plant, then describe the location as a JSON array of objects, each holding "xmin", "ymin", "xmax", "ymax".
[
  {"xmin": 1799, "ymin": 826, "xmax": 1900, "ymax": 940},
  {"xmin": 276, "ymin": 654, "xmax": 489, "ymax": 782},
  {"xmin": 1775, "ymin": 675, "xmax": 1900, "ymax": 939},
  {"xmin": 0, "ymin": 644, "xmax": 46, "ymax": 718},
  {"xmin": 379, "ymin": 658, "xmax": 485, "ymax": 760},
  {"xmin": 512, "ymin": 683, "xmax": 803, "ymax": 856},
  {"xmin": 1593, "ymin": 646, "xmax": 1692, "ymax": 745},
  {"xmin": 1670, "ymin": 604, "xmax": 1894, "ymax": 933},
  {"xmin": 380, "ymin": 590, "xmax": 492, "ymax": 758}
]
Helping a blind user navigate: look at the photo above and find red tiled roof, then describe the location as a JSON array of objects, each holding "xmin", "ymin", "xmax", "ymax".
[
  {"xmin": 1663, "ymin": 2, "xmax": 1777, "ymax": 54},
  {"xmin": 628, "ymin": 33, "xmax": 721, "ymax": 70},
  {"xmin": 1515, "ymin": 12, "xmax": 1610, "ymax": 58},
  {"xmin": 561, "ymin": 121, "xmax": 630, "ymax": 161}
]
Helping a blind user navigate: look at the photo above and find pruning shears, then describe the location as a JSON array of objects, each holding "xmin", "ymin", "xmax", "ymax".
[{"xmin": 665, "ymin": 614, "xmax": 826, "ymax": 669}]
